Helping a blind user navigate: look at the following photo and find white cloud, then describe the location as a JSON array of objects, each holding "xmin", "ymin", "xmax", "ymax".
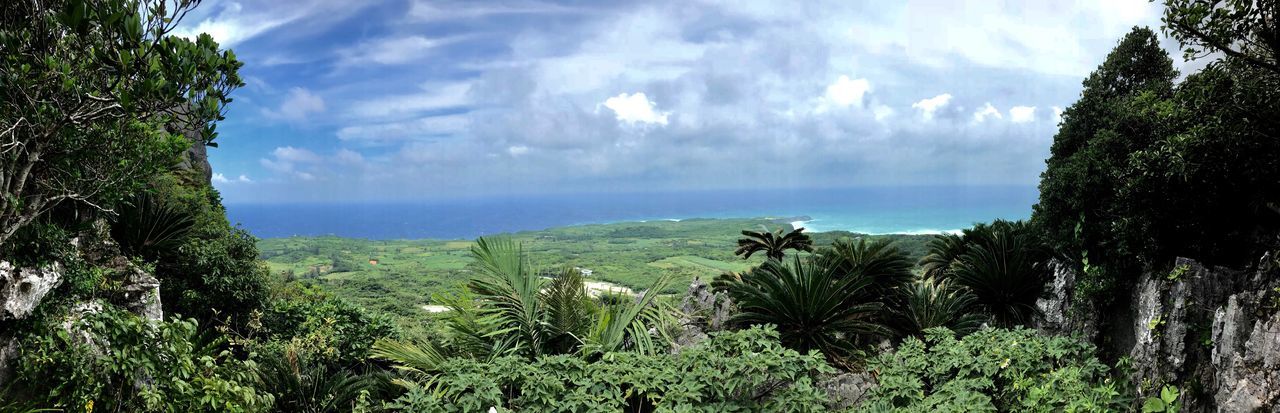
[
  {"xmin": 408, "ymin": 0, "xmax": 578, "ymax": 21},
  {"xmin": 602, "ymin": 92, "xmax": 669, "ymax": 125},
  {"xmin": 272, "ymin": 146, "xmax": 322, "ymax": 163},
  {"xmin": 1052, "ymin": 106, "xmax": 1065, "ymax": 124},
  {"xmin": 973, "ymin": 102, "xmax": 1003, "ymax": 122},
  {"xmin": 824, "ymin": 76, "xmax": 871, "ymax": 108},
  {"xmin": 508, "ymin": 145, "xmax": 530, "ymax": 156},
  {"xmin": 261, "ymin": 87, "xmax": 325, "ymax": 122},
  {"xmin": 345, "ymin": 83, "xmax": 471, "ymax": 121},
  {"xmin": 171, "ymin": 0, "xmax": 363, "ymax": 47},
  {"xmin": 911, "ymin": 94, "xmax": 952, "ymax": 120},
  {"xmin": 338, "ymin": 35, "xmax": 458, "ymax": 66},
  {"xmin": 1009, "ymin": 106, "xmax": 1037, "ymax": 123},
  {"xmin": 212, "ymin": 173, "xmax": 252, "ymax": 184},
  {"xmin": 334, "ymin": 149, "xmax": 365, "ymax": 165},
  {"xmin": 873, "ymin": 104, "xmax": 894, "ymax": 121},
  {"xmin": 337, "ymin": 114, "xmax": 471, "ymax": 142}
]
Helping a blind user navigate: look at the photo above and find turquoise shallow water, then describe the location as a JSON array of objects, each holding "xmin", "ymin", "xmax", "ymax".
[{"xmin": 226, "ymin": 186, "xmax": 1038, "ymax": 239}]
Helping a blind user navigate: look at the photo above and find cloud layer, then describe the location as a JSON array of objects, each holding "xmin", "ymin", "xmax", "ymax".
[{"xmin": 181, "ymin": 0, "xmax": 1187, "ymax": 202}]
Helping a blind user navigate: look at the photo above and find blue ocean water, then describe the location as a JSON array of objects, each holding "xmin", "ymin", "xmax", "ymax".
[{"xmin": 225, "ymin": 186, "xmax": 1039, "ymax": 240}]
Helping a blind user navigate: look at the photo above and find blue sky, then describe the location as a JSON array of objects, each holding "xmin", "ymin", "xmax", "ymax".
[{"xmin": 175, "ymin": 0, "xmax": 1192, "ymax": 203}]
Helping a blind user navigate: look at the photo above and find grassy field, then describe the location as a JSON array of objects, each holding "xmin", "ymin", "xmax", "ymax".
[{"xmin": 258, "ymin": 218, "xmax": 935, "ymax": 321}]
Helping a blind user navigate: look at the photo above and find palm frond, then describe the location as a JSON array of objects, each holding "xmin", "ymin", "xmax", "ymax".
[
  {"xmin": 580, "ymin": 275, "xmax": 675, "ymax": 356},
  {"xmin": 370, "ymin": 339, "xmax": 446, "ymax": 377}
]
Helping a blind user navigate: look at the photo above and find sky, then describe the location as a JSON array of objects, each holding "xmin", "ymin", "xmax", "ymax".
[{"xmin": 174, "ymin": 0, "xmax": 1193, "ymax": 203}]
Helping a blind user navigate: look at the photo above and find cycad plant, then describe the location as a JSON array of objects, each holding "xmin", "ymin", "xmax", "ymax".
[
  {"xmin": 110, "ymin": 193, "xmax": 195, "ymax": 259},
  {"xmin": 721, "ymin": 257, "xmax": 886, "ymax": 365},
  {"xmin": 917, "ymin": 220, "xmax": 1052, "ymax": 328},
  {"xmin": 894, "ymin": 277, "xmax": 985, "ymax": 338},
  {"xmin": 734, "ymin": 227, "xmax": 814, "ymax": 260},
  {"xmin": 819, "ymin": 238, "xmax": 915, "ymax": 299},
  {"xmin": 255, "ymin": 347, "xmax": 376, "ymax": 413},
  {"xmin": 373, "ymin": 237, "xmax": 674, "ymax": 373}
]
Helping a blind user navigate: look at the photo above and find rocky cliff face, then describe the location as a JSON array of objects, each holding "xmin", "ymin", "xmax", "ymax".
[{"xmin": 1038, "ymin": 254, "xmax": 1280, "ymax": 412}]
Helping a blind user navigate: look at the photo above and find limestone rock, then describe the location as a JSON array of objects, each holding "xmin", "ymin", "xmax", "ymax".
[
  {"xmin": 673, "ymin": 278, "xmax": 735, "ymax": 350},
  {"xmin": 0, "ymin": 261, "xmax": 63, "ymax": 321},
  {"xmin": 820, "ymin": 371, "xmax": 875, "ymax": 410},
  {"xmin": 1034, "ymin": 260, "xmax": 1098, "ymax": 341}
]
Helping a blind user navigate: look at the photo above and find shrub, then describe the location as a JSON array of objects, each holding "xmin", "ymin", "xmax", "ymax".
[
  {"xmin": 257, "ymin": 293, "xmax": 400, "ymax": 369},
  {"xmin": 385, "ymin": 326, "xmax": 835, "ymax": 412},
  {"xmin": 917, "ymin": 220, "xmax": 1051, "ymax": 328},
  {"xmin": 9, "ymin": 306, "xmax": 271, "ymax": 412},
  {"xmin": 859, "ymin": 327, "xmax": 1128, "ymax": 412}
]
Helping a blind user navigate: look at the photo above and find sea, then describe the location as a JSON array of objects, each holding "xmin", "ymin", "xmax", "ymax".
[{"xmin": 225, "ymin": 186, "xmax": 1039, "ymax": 240}]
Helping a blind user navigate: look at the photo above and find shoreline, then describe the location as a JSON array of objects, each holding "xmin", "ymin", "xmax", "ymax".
[{"xmin": 257, "ymin": 216, "xmax": 969, "ymax": 241}]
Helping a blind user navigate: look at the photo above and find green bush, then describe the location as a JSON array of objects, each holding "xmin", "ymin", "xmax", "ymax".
[
  {"xmin": 859, "ymin": 328, "xmax": 1128, "ymax": 412},
  {"xmin": 386, "ymin": 326, "xmax": 835, "ymax": 412},
  {"xmin": 9, "ymin": 306, "xmax": 271, "ymax": 412},
  {"xmin": 257, "ymin": 292, "xmax": 400, "ymax": 369}
]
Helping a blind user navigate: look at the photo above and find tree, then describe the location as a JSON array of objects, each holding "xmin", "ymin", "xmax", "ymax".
[
  {"xmin": 734, "ymin": 227, "xmax": 814, "ymax": 261},
  {"xmin": 1162, "ymin": 0, "xmax": 1280, "ymax": 75},
  {"xmin": 0, "ymin": 0, "xmax": 243, "ymax": 247},
  {"xmin": 1032, "ymin": 27, "xmax": 1177, "ymax": 306}
]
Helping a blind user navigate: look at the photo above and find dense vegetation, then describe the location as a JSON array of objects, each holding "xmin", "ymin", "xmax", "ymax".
[
  {"xmin": 257, "ymin": 220, "xmax": 934, "ymax": 323},
  {"xmin": 2, "ymin": 0, "xmax": 1277, "ymax": 411},
  {"xmin": 1034, "ymin": 11, "xmax": 1280, "ymax": 319}
]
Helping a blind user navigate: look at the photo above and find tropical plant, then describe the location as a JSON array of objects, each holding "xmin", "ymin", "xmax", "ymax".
[
  {"xmin": 110, "ymin": 193, "xmax": 196, "ymax": 258},
  {"xmin": 894, "ymin": 277, "xmax": 985, "ymax": 338},
  {"xmin": 916, "ymin": 220, "xmax": 1051, "ymax": 328},
  {"xmin": 735, "ymin": 227, "xmax": 814, "ymax": 261},
  {"xmin": 374, "ymin": 237, "xmax": 674, "ymax": 370},
  {"xmin": 386, "ymin": 326, "xmax": 835, "ymax": 412},
  {"xmin": 859, "ymin": 327, "xmax": 1128, "ymax": 412},
  {"xmin": 255, "ymin": 347, "xmax": 377, "ymax": 413},
  {"xmin": 820, "ymin": 238, "xmax": 915, "ymax": 299},
  {"xmin": 919, "ymin": 233, "xmax": 966, "ymax": 279},
  {"xmin": 0, "ymin": 0, "xmax": 243, "ymax": 247},
  {"xmin": 9, "ymin": 307, "xmax": 271, "ymax": 412},
  {"xmin": 721, "ymin": 257, "xmax": 887, "ymax": 364}
]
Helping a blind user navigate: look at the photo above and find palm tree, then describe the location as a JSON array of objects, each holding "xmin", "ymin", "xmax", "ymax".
[
  {"xmin": 894, "ymin": 277, "xmax": 985, "ymax": 338},
  {"xmin": 734, "ymin": 227, "xmax": 814, "ymax": 261},
  {"xmin": 721, "ymin": 257, "xmax": 887, "ymax": 365}
]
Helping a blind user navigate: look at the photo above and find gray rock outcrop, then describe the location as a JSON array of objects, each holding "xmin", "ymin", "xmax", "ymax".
[
  {"xmin": 0, "ymin": 261, "xmax": 62, "ymax": 321},
  {"xmin": 1045, "ymin": 254, "xmax": 1280, "ymax": 411},
  {"xmin": 673, "ymin": 278, "xmax": 735, "ymax": 349}
]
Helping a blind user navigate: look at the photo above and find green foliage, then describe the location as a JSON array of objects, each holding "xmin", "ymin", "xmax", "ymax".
[
  {"xmin": 859, "ymin": 328, "xmax": 1128, "ymax": 412},
  {"xmin": 1033, "ymin": 27, "xmax": 1178, "ymax": 307},
  {"xmin": 160, "ymin": 222, "xmax": 270, "ymax": 328},
  {"xmin": 253, "ymin": 347, "xmax": 383, "ymax": 413},
  {"xmin": 1141, "ymin": 385, "xmax": 1181, "ymax": 413},
  {"xmin": 735, "ymin": 226, "xmax": 815, "ymax": 261},
  {"xmin": 111, "ymin": 193, "xmax": 196, "ymax": 259},
  {"xmin": 918, "ymin": 220, "xmax": 1051, "ymax": 328},
  {"xmin": 257, "ymin": 292, "xmax": 400, "ymax": 369},
  {"xmin": 9, "ymin": 306, "xmax": 271, "ymax": 412},
  {"xmin": 1161, "ymin": 0, "xmax": 1280, "ymax": 75},
  {"xmin": 385, "ymin": 326, "xmax": 835, "ymax": 412},
  {"xmin": 722, "ymin": 256, "xmax": 887, "ymax": 365},
  {"xmin": 0, "ymin": 0, "xmax": 242, "ymax": 247},
  {"xmin": 256, "ymin": 220, "xmax": 935, "ymax": 322},
  {"xmin": 894, "ymin": 277, "xmax": 984, "ymax": 338},
  {"xmin": 380, "ymin": 237, "xmax": 674, "ymax": 362}
]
